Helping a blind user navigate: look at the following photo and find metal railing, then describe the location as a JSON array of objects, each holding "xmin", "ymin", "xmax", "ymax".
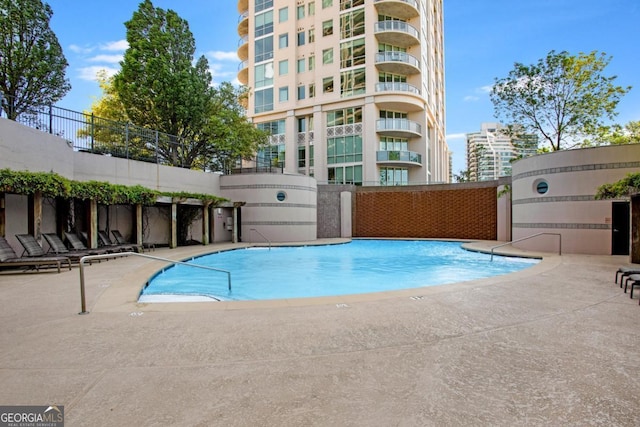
[
  {"xmin": 249, "ymin": 228, "xmax": 271, "ymax": 250},
  {"xmin": 78, "ymin": 252, "xmax": 231, "ymax": 314},
  {"xmin": 490, "ymin": 232, "xmax": 562, "ymax": 261}
]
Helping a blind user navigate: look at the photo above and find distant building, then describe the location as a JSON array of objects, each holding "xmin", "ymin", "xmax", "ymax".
[
  {"xmin": 466, "ymin": 123, "xmax": 537, "ymax": 181},
  {"xmin": 236, "ymin": 0, "xmax": 449, "ymax": 185}
]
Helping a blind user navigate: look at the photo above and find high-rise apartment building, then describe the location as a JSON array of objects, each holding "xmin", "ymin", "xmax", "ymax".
[
  {"xmin": 236, "ymin": 0, "xmax": 449, "ymax": 185},
  {"xmin": 466, "ymin": 122, "xmax": 538, "ymax": 181}
]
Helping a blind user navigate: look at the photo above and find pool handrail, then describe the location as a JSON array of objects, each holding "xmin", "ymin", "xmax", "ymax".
[
  {"xmin": 249, "ymin": 228, "xmax": 271, "ymax": 250},
  {"xmin": 78, "ymin": 252, "xmax": 231, "ymax": 314},
  {"xmin": 490, "ymin": 232, "xmax": 561, "ymax": 261}
]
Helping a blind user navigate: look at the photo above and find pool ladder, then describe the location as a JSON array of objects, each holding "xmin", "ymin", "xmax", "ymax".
[
  {"xmin": 249, "ymin": 228, "xmax": 271, "ymax": 250},
  {"xmin": 490, "ymin": 232, "xmax": 562, "ymax": 261}
]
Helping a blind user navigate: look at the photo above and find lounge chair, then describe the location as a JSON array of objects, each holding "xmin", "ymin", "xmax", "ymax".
[
  {"xmin": 0, "ymin": 236, "xmax": 70, "ymax": 273},
  {"xmin": 42, "ymin": 233, "xmax": 93, "ymax": 264},
  {"xmin": 98, "ymin": 230, "xmax": 136, "ymax": 253},
  {"xmin": 615, "ymin": 266, "xmax": 640, "ymax": 287},
  {"xmin": 65, "ymin": 232, "xmax": 113, "ymax": 256},
  {"xmin": 111, "ymin": 230, "xmax": 143, "ymax": 253}
]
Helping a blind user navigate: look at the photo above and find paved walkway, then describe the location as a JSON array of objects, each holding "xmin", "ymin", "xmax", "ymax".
[{"xmin": 0, "ymin": 240, "xmax": 638, "ymax": 426}]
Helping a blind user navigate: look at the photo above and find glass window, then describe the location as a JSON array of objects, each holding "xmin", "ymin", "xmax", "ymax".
[
  {"xmin": 257, "ymin": 120, "xmax": 286, "ymax": 135},
  {"xmin": 322, "ymin": 0, "xmax": 333, "ymax": 8},
  {"xmin": 298, "ymin": 117, "xmax": 306, "ymax": 132},
  {"xmin": 340, "ymin": 68, "xmax": 366, "ymax": 97},
  {"xmin": 308, "ymin": 28, "xmax": 315, "ymax": 43},
  {"xmin": 297, "ymin": 31, "xmax": 305, "ymax": 46},
  {"xmin": 254, "ymin": 87, "xmax": 274, "ymax": 113},
  {"xmin": 297, "ymin": 5, "xmax": 304, "ymax": 19},
  {"xmin": 255, "ymin": 62, "xmax": 274, "ymax": 88},
  {"xmin": 323, "ymin": 77, "xmax": 334, "ymax": 93},
  {"xmin": 308, "ymin": 55, "xmax": 315, "ymax": 71},
  {"xmin": 297, "ymin": 85, "xmax": 306, "ymax": 100},
  {"xmin": 322, "ymin": 48, "xmax": 333, "ymax": 64},
  {"xmin": 279, "ymin": 59, "xmax": 288, "ymax": 75},
  {"xmin": 327, "ymin": 107, "xmax": 362, "ymax": 126},
  {"xmin": 255, "ymin": 36, "xmax": 273, "ymax": 62},
  {"xmin": 255, "ymin": 0, "xmax": 273, "ymax": 13},
  {"xmin": 340, "ymin": 0, "xmax": 364, "ymax": 11},
  {"xmin": 340, "ymin": 9, "xmax": 365, "ymax": 38},
  {"xmin": 309, "ymin": 83, "xmax": 315, "ymax": 98},
  {"xmin": 279, "ymin": 86, "xmax": 289, "ymax": 102},
  {"xmin": 298, "ymin": 147, "xmax": 306, "ymax": 168},
  {"xmin": 297, "ymin": 58, "xmax": 305, "ymax": 73},
  {"xmin": 322, "ymin": 20, "xmax": 333, "ymax": 36},
  {"xmin": 340, "ymin": 38, "xmax": 365, "ymax": 68},
  {"xmin": 279, "ymin": 7, "xmax": 288, "ymax": 22},
  {"xmin": 278, "ymin": 33, "xmax": 288, "ymax": 49},
  {"xmin": 255, "ymin": 11, "xmax": 274, "ymax": 37},
  {"xmin": 308, "ymin": 2, "xmax": 315, "ymax": 16}
]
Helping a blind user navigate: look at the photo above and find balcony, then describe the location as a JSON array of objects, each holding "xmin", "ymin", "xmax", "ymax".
[
  {"xmin": 237, "ymin": 60, "xmax": 248, "ymax": 86},
  {"xmin": 376, "ymin": 150, "xmax": 422, "ymax": 166},
  {"xmin": 376, "ymin": 118, "xmax": 422, "ymax": 138},
  {"xmin": 375, "ymin": 82, "xmax": 424, "ymax": 111},
  {"xmin": 237, "ymin": 10, "xmax": 249, "ymax": 37},
  {"xmin": 237, "ymin": 0, "xmax": 248, "ymax": 14},
  {"xmin": 375, "ymin": 51, "xmax": 420, "ymax": 75},
  {"xmin": 237, "ymin": 36, "xmax": 248, "ymax": 61},
  {"xmin": 374, "ymin": 0, "xmax": 419, "ymax": 20},
  {"xmin": 374, "ymin": 21, "xmax": 419, "ymax": 48}
]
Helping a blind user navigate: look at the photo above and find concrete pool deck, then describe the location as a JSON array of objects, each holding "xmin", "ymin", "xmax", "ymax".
[{"xmin": 0, "ymin": 239, "xmax": 638, "ymax": 426}]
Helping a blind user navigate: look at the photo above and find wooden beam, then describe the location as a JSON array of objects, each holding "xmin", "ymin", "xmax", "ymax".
[
  {"xmin": 170, "ymin": 202, "xmax": 177, "ymax": 249},
  {"xmin": 0, "ymin": 193, "xmax": 5, "ymax": 237},
  {"xmin": 28, "ymin": 191, "xmax": 43, "ymax": 243}
]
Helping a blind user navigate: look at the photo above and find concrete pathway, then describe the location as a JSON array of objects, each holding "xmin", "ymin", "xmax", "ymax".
[{"xmin": 0, "ymin": 240, "xmax": 638, "ymax": 426}]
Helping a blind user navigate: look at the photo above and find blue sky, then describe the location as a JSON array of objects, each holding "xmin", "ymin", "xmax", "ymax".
[{"xmin": 46, "ymin": 0, "xmax": 640, "ymax": 174}]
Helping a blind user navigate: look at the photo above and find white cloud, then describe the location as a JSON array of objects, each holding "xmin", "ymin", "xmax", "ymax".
[
  {"xmin": 101, "ymin": 40, "xmax": 129, "ymax": 52},
  {"xmin": 446, "ymin": 133, "xmax": 467, "ymax": 141},
  {"xmin": 88, "ymin": 54, "xmax": 123, "ymax": 64},
  {"xmin": 207, "ymin": 50, "xmax": 238, "ymax": 61},
  {"xmin": 78, "ymin": 66, "xmax": 119, "ymax": 82},
  {"xmin": 68, "ymin": 44, "xmax": 94, "ymax": 54},
  {"xmin": 463, "ymin": 95, "xmax": 479, "ymax": 102},
  {"xmin": 478, "ymin": 85, "xmax": 493, "ymax": 94}
]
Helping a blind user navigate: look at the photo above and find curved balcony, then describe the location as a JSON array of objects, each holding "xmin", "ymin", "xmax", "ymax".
[
  {"xmin": 237, "ymin": 36, "xmax": 248, "ymax": 61},
  {"xmin": 375, "ymin": 82, "xmax": 424, "ymax": 112},
  {"xmin": 376, "ymin": 150, "xmax": 422, "ymax": 166},
  {"xmin": 374, "ymin": 21, "xmax": 419, "ymax": 48},
  {"xmin": 237, "ymin": 0, "xmax": 248, "ymax": 14},
  {"xmin": 374, "ymin": 0, "xmax": 419, "ymax": 20},
  {"xmin": 237, "ymin": 10, "xmax": 249, "ymax": 37},
  {"xmin": 376, "ymin": 118, "xmax": 422, "ymax": 138},
  {"xmin": 375, "ymin": 51, "xmax": 420, "ymax": 75},
  {"xmin": 237, "ymin": 60, "xmax": 248, "ymax": 86}
]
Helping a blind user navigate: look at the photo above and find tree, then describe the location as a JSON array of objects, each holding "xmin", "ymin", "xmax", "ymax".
[
  {"xmin": 0, "ymin": 0, "xmax": 70, "ymax": 120},
  {"xmin": 583, "ymin": 120, "xmax": 640, "ymax": 146},
  {"xmin": 113, "ymin": 0, "xmax": 213, "ymax": 167},
  {"xmin": 490, "ymin": 50, "xmax": 631, "ymax": 151}
]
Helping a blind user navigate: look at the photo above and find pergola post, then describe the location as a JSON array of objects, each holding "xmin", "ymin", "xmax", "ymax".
[
  {"xmin": 0, "ymin": 193, "xmax": 5, "ymax": 237},
  {"xmin": 87, "ymin": 199, "xmax": 98, "ymax": 248},
  {"xmin": 631, "ymin": 194, "xmax": 640, "ymax": 264},
  {"xmin": 170, "ymin": 201, "xmax": 178, "ymax": 249},
  {"xmin": 202, "ymin": 202, "xmax": 211, "ymax": 245},
  {"xmin": 134, "ymin": 204, "xmax": 143, "ymax": 247},
  {"xmin": 28, "ymin": 191, "xmax": 43, "ymax": 243}
]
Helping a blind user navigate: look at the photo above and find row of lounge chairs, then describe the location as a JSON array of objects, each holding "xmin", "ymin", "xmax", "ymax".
[
  {"xmin": 614, "ymin": 266, "xmax": 640, "ymax": 304},
  {"xmin": 0, "ymin": 230, "xmax": 141, "ymax": 273}
]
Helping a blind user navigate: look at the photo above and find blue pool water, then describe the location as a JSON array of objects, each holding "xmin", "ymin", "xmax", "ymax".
[{"xmin": 139, "ymin": 240, "xmax": 539, "ymax": 302}]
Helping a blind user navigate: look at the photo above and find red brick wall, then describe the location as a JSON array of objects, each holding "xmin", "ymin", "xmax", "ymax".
[{"xmin": 354, "ymin": 184, "xmax": 498, "ymax": 240}]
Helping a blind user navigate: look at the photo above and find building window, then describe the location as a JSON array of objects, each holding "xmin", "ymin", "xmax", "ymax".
[
  {"xmin": 323, "ymin": 77, "xmax": 334, "ymax": 93},
  {"xmin": 297, "ymin": 31, "xmax": 305, "ymax": 46},
  {"xmin": 309, "ymin": 83, "xmax": 316, "ymax": 98},
  {"xmin": 279, "ymin": 7, "xmax": 288, "ymax": 22},
  {"xmin": 380, "ymin": 137, "xmax": 408, "ymax": 151},
  {"xmin": 339, "ymin": 0, "xmax": 364, "ymax": 11},
  {"xmin": 279, "ymin": 59, "xmax": 288, "ymax": 75},
  {"xmin": 276, "ymin": 191, "xmax": 287, "ymax": 202},
  {"xmin": 279, "ymin": 86, "xmax": 289, "ymax": 102},
  {"xmin": 255, "ymin": 63, "xmax": 274, "ymax": 88},
  {"xmin": 322, "ymin": 48, "xmax": 333, "ymax": 64},
  {"xmin": 297, "ymin": 5, "xmax": 305, "ymax": 19},
  {"xmin": 327, "ymin": 135, "xmax": 363, "ymax": 164},
  {"xmin": 256, "ymin": 0, "xmax": 273, "ymax": 13},
  {"xmin": 255, "ymin": 36, "xmax": 273, "ymax": 62},
  {"xmin": 257, "ymin": 120, "xmax": 286, "ymax": 135},
  {"xmin": 379, "ymin": 167, "xmax": 408, "ymax": 186},
  {"xmin": 298, "ymin": 147, "xmax": 306, "ymax": 168},
  {"xmin": 308, "ymin": 2, "xmax": 315, "ymax": 16},
  {"xmin": 340, "ymin": 68, "xmax": 366, "ymax": 97},
  {"xmin": 327, "ymin": 107, "xmax": 362, "ymax": 126},
  {"xmin": 322, "ymin": 20, "xmax": 333, "ymax": 36},
  {"xmin": 254, "ymin": 88, "xmax": 274, "ymax": 113},
  {"xmin": 535, "ymin": 180, "xmax": 549, "ymax": 194},
  {"xmin": 308, "ymin": 55, "xmax": 315, "ymax": 71},
  {"xmin": 308, "ymin": 28, "xmax": 315, "ymax": 43},
  {"xmin": 328, "ymin": 165, "xmax": 363, "ymax": 185},
  {"xmin": 297, "ymin": 85, "xmax": 306, "ymax": 100},
  {"xmin": 297, "ymin": 58, "xmax": 305, "ymax": 73},
  {"xmin": 278, "ymin": 33, "xmax": 288, "ymax": 49},
  {"xmin": 340, "ymin": 38, "xmax": 365, "ymax": 68},
  {"xmin": 257, "ymin": 143, "xmax": 285, "ymax": 167},
  {"xmin": 322, "ymin": 0, "xmax": 333, "ymax": 8},
  {"xmin": 340, "ymin": 9, "xmax": 365, "ymax": 38},
  {"xmin": 255, "ymin": 11, "xmax": 274, "ymax": 37}
]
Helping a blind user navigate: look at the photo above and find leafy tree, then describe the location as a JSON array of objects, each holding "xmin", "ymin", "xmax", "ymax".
[
  {"xmin": 595, "ymin": 172, "xmax": 640, "ymax": 199},
  {"xmin": 583, "ymin": 120, "xmax": 640, "ymax": 146},
  {"xmin": 0, "ymin": 0, "xmax": 70, "ymax": 119},
  {"xmin": 113, "ymin": 0, "xmax": 213, "ymax": 167},
  {"xmin": 490, "ymin": 50, "xmax": 631, "ymax": 151}
]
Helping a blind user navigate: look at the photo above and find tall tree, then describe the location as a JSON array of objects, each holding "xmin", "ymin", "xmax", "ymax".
[
  {"xmin": 490, "ymin": 50, "xmax": 631, "ymax": 151},
  {"xmin": 584, "ymin": 120, "xmax": 640, "ymax": 146},
  {"xmin": 0, "ymin": 0, "xmax": 70, "ymax": 120},
  {"xmin": 114, "ymin": 0, "xmax": 212, "ymax": 167}
]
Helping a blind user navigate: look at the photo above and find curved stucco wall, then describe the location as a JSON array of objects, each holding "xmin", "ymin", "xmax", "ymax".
[
  {"xmin": 219, "ymin": 174, "xmax": 317, "ymax": 242},
  {"xmin": 511, "ymin": 144, "xmax": 640, "ymax": 254}
]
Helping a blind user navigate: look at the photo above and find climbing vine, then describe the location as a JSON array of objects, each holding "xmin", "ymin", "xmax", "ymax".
[{"xmin": 595, "ymin": 172, "xmax": 640, "ymax": 199}]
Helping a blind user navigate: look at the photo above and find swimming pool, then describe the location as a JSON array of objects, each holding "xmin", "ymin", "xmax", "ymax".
[{"xmin": 139, "ymin": 240, "xmax": 539, "ymax": 302}]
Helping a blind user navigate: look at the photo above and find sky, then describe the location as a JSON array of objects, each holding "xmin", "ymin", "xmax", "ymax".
[{"xmin": 45, "ymin": 0, "xmax": 640, "ymax": 174}]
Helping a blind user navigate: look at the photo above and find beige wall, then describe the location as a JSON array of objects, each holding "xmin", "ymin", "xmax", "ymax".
[{"xmin": 511, "ymin": 144, "xmax": 640, "ymax": 254}]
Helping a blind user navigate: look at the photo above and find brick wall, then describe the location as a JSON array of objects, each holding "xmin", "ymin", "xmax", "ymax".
[{"xmin": 353, "ymin": 183, "xmax": 498, "ymax": 240}]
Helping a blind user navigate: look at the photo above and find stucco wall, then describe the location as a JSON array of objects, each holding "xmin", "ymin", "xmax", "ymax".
[
  {"xmin": 219, "ymin": 174, "xmax": 317, "ymax": 242},
  {"xmin": 317, "ymin": 184, "xmax": 356, "ymax": 238},
  {"xmin": 511, "ymin": 144, "xmax": 640, "ymax": 254}
]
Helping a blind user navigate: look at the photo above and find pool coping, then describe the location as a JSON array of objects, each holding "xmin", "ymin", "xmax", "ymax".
[{"xmin": 90, "ymin": 238, "xmax": 560, "ymax": 313}]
